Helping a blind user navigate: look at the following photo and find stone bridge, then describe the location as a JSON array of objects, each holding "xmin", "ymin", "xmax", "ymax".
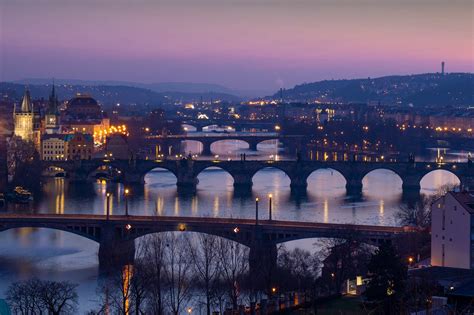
[
  {"xmin": 180, "ymin": 119, "xmax": 279, "ymax": 132},
  {"xmin": 0, "ymin": 213, "xmax": 416, "ymax": 271},
  {"xmin": 145, "ymin": 133, "xmax": 302, "ymax": 156},
  {"xmin": 41, "ymin": 158, "xmax": 474, "ymax": 195}
]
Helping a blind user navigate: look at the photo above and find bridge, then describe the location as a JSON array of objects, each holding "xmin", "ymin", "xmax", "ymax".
[
  {"xmin": 0, "ymin": 213, "xmax": 416, "ymax": 272},
  {"xmin": 179, "ymin": 119, "xmax": 279, "ymax": 132},
  {"xmin": 145, "ymin": 132, "xmax": 304, "ymax": 156},
  {"xmin": 41, "ymin": 158, "xmax": 474, "ymax": 195}
]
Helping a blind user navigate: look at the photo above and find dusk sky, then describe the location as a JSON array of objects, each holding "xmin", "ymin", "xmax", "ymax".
[{"xmin": 1, "ymin": 0, "xmax": 472, "ymax": 91}]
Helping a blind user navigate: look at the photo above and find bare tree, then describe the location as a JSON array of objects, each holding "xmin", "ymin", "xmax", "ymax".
[
  {"xmin": 188, "ymin": 233, "xmax": 222, "ymax": 315},
  {"xmin": 5, "ymin": 279, "xmax": 43, "ymax": 315},
  {"xmin": 40, "ymin": 280, "xmax": 78, "ymax": 315},
  {"xmin": 277, "ymin": 246, "xmax": 320, "ymax": 293},
  {"xmin": 141, "ymin": 234, "xmax": 167, "ymax": 315},
  {"xmin": 5, "ymin": 279, "xmax": 78, "ymax": 315},
  {"xmin": 163, "ymin": 232, "xmax": 193, "ymax": 315},
  {"xmin": 217, "ymin": 238, "xmax": 249, "ymax": 310}
]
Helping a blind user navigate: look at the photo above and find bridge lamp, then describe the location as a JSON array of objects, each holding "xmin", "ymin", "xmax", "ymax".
[
  {"xmin": 178, "ymin": 224, "xmax": 186, "ymax": 232},
  {"xmin": 124, "ymin": 188, "xmax": 130, "ymax": 216},
  {"xmin": 268, "ymin": 194, "xmax": 273, "ymax": 221},
  {"xmin": 125, "ymin": 224, "xmax": 132, "ymax": 231},
  {"xmin": 106, "ymin": 193, "xmax": 111, "ymax": 220},
  {"xmin": 233, "ymin": 227, "xmax": 240, "ymax": 233},
  {"xmin": 187, "ymin": 307, "xmax": 192, "ymax": 314},
  {"xmin": 255, "ymin": 197, "xmax": 259, "ymax": 225},
  {"xmin": 271, "ymin": 287, "xmax": 277, "ymax": 294},
  {"xmin": 274, "ymin": 125, "xmax": 281, "ymax": 131},
  {"xmin": 408, "ymin": 257, "xmax": 414, "ymax": 264}
]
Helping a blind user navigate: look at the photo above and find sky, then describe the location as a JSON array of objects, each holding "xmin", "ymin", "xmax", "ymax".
[{"xmin": 0, "ymin": 0, "xmax": 473, "ymax": 92}]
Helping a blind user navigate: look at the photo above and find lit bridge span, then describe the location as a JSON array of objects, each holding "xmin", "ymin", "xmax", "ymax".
[{"xmin": 0, "ymin": 213, "xmax": 416, "ymax": 271}]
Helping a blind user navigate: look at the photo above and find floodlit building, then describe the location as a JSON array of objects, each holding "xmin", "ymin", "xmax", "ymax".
[
  {"xmin": 13, "ymin": 88, "xmax": 34, "ymax": 142},
  {"xmin": 431, "ymin": 191, "xmax": 474, "ymax": 269},
  {"xmin": 64, "ymin": 133, "xmax": 93, "ymax": 160},
  {"xmin": 41, "ymin": 135, "xmax": 66, "ymax": 161}
]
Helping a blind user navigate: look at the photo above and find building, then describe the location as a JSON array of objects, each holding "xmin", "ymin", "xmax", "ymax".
[
  {"xmin": 65, "ymin": 133, "xmax": 93, "ymax": 160},
  {"xmin": 0, "ymin": 102, "xmax": 10, "ymax": 194},
  {"xmin": 431, "ymin": 191, "xmax": 474, "ymax": 269},
  {"xmin": 41, "ymin": 135, "xmax": 66, "ymax": 161},
  {"xmin": 44, "ymin": 84, "xmax": 60, "ymax": 134},
  {"xmin": 65, "ymin": 93, "xmax": 102, "ymax": 119},
  {"xmin": 13, "ymin": 88, "xmax": 34, "ymax": 142},
  {"xmin": 105, "ymin": 134, "xmax": 131, "ymax": 159}
]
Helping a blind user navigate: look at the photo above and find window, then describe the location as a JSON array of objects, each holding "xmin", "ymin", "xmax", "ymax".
[
  {"xmin": 442, "ymin": 244, "xmax": 445, "ymax": 266},
  {"xmin": 442, "ymin": 209, "xmax": 446, "ymax": 230}
]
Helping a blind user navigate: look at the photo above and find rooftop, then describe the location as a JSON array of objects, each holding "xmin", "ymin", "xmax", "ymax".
[{"xmin": 449, "ymin": 191, "xmax": 474, "ymax": 214}]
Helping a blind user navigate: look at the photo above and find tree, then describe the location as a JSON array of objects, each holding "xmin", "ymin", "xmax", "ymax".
[
  {"xmin": 40, "ymin": 280, "xmax": 79, "ymax": 315},
  {"xmin": 217, "ymin": 238, "xmax": 249, "ymax": 310},
  {"xmin": 141, "ymin": 234, "xmax": 167, "ymax": 315},
  {"xmin": 163, "ymin": 233, "xmax": 193, "ymax": 315},
  {"xmin": 277, "ymin": 246, "xmax": 320, "ymax": 293},
  {"xmin": 7, "ymin": 136, "xmax": 42, "ymax": 194},
  {"xmin": 5, "ymin": 279, "xmax": 78, "ymax": 315},
  {"xmin": 364, "ymin": 243, "xmax": 407, "ymax": 314},
  {"xmin": 188, "ymin": 234, "xmax": 221, "ymax": 315}
]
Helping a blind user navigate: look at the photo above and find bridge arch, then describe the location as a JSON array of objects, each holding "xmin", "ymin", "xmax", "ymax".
[
  {"xmin": 420, "ymin": 168, "xmax": 461, "ymax": 193},
  {"xmin": 255, "ymin": 139, "xmax": 280, "ymax": 153},
  {"xmin": 251, "ymin": 166, "xmax": 292, "ymax": 188},
  {"xmin": 306, "ymin": 168, "xmax": 347, "ymax": 194},
  {"xmin": 88, "ymin": 164, "xmax": 125, "ymax": 181},
  {"xmin": 181, "ymin": 139, "xmax": 204, "ymax": 155},
  {"xmin": 143, "ymin": 167, "xmax": 178, "ymax": 185},
  {"xmin": 209, "ymin": 139, "xmax": 250, "ymax": 155},
  {"xmin": 42, "ymin": 165, "xmax": 67, "ymax": 177},
  {"xmin": 361, "ymin": 168, "xmax": 404, "ymax": 193},
  {"xmin": 181, "ymin": 124, "xmax": 198, "ymax": 132},
  {"xmin": 196, "ymin": 166, "xmax": 235, "ymax": 184},
  {"xmin": 0, "ymin": 226, "xmax": 101, "ymax": 243}
]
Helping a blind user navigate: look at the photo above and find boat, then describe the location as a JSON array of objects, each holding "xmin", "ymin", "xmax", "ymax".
[{"xmin": 6, "ymin": 187, "xmax": 33, "ymax": 204}]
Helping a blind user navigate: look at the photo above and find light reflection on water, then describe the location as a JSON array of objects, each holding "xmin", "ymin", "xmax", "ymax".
[{"xmin": 0, "ymin": 141, "xmax": 462, "ymax": 310}]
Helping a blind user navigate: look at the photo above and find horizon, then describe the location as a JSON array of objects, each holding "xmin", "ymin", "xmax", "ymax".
[{"xmin": 1, "ymin": 0, "xmax": 472, "ymax": 91}]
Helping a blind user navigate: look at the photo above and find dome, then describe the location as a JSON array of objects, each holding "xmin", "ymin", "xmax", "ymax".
[
  {"xmin": 66, "ymin": 93, "xmax": 101, "ymax": 119},
  {"xmin": 68, "ymin": 94, "xmax": 98, "ymax": 108}
]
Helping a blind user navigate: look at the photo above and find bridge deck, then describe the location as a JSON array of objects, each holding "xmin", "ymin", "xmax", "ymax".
[{"xmin": 0, "ymin": 213, "xmax": 414, "ymax": 234}]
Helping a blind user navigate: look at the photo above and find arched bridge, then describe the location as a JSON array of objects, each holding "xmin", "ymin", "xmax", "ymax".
[
  {"xmin": 145, "ymin": 133, "xmax": 301, "ymax": 156},
  {"xmin": 41, "ymin": 158, "xmax": 474, "ymax": 195},
  {"xmin": 0, "ymin": 213, "xmax": 416, "ymax": 270}
]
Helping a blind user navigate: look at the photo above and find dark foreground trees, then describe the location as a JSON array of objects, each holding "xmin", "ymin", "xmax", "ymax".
[{"xmin": 6, "ymin": 279, "xmax": 78, "ymax": 315}]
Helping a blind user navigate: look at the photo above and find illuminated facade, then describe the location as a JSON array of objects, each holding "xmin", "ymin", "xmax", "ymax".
[
  {"xmin": 65, "ymin": 133, "xmax": 93, "ymax": 160},
  {"xmin": 45, "ymin": 84, "xmax": 60, "ymax": 134},
  {"xmin": 13, "ymin": 88, "xmax": 34, "ymax": 142},
  {"xmin": 41, "ymin": 135, "xmax": 66, "ymax": 161}
]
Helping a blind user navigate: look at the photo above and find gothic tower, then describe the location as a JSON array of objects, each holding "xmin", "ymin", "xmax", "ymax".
[
  {"xmin": 13, "ymin": 87, "xmax": 34, "ymax": 141},
  {"xmin": 45, "ymin": 83, "xmax": 60, "ymax": 134}
]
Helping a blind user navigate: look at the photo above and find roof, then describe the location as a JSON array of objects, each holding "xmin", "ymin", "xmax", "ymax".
[
  {"xmin": 63, "ymin": 133, "xmax": 93, "ymax": 142},
  {"xmin": 42, "ymin": 134, "xmax": 67, "ymax": 141},
  {"xmin": 20, "ymin": 88, "xmax": 32, "ymax": 113},
  {"xmin": 449, "ymin": 191, "xmax": 474, "ymax": 214},
  {"xmin": 68, "ymin": 94, "xmax": 98, "ymax": 107}
]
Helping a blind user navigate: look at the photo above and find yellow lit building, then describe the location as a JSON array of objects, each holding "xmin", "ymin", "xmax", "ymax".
[
  {"xmin": 13, "ymin": 88, "xmax": 34, "ymax": 142},
  {"xmin": 41, "ymin": 135, "xmax": 66, "ymax": 161}
]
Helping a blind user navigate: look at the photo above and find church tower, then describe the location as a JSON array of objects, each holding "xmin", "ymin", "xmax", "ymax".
[
  {"xmin": 45, "ymin": 83, "xmax": 60, "ymax": 134},
  {"xmin": 13, "ymin": 87, "xmax": 34, "ymax": 142}
]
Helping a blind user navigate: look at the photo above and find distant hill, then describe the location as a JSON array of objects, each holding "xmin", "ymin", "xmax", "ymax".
[
  {"xmin": 13, "ymin": 79, "xmax": 248, "ymax": 99},
  {"xmin": 272, "ymin": 73, "xmax": 474, "ymax": 107},
  {"xmin": 0, "ymin": 82, "xmax": 241, "ymax": 106}
]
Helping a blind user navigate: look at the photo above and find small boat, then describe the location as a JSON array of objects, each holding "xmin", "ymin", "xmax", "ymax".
[{"xmin": 6, "ymin": 187, "xmax": 33, "ymax": 204}]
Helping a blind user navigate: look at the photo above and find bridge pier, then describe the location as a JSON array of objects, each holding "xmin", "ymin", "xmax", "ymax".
[
  {"xmin": 202, "ymin": 143, "xmax": 212, "ymax": 156},
  {"xmin": 345, "ymin": 178, "xmax": 363, "ymax": 196},
  {"xmin": 233, "ymin": 174, "xmax": 253, "ymax": 192},
  {"xmin": 99, "ymin": 225, "xmax": 136, "ymax": 273},
  {"xmin": 290, "ymin": 176, "xmax": 308, "ymax": 195},
  {"xmin": 249, "ymin": 242, "xmax": 278, "ymax": 292},
  {"xmin": 123, "ymin": 172, "xmax": 145, "ymax": 185},
  {"xmin": 248, "ymin": 142, "xmax": 258, "ymax": 151}
]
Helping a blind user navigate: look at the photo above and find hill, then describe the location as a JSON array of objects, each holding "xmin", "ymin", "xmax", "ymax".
[{"xmin": 272, "ymin": 73, "xmax": 474, "ymax": 107}]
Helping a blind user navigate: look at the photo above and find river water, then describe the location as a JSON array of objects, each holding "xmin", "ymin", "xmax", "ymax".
[{"xmin": 0, "ymin": 140, "xmax": 462, "ymax": 312}]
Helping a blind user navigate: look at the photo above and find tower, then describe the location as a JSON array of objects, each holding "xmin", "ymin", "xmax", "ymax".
[
  {"xmin": 441, "ymin": 61, "xmax": 445, "ymax": 75},
  {"xmin": 13, "ymin": 87, "xmax": 34, "ymax": 142},
  {"xmin": 45, "ymin": 83, "xmax": 60, "ymax": 134}
]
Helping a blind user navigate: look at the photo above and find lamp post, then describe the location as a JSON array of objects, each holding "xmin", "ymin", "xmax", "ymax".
[
  {"xmin": 106, "ymin": 193, "xmax": 111, "ymax": 220},
  {"xmin": 268, "ymin": 194, "xmax": 273, "ymax": 221},
  {"xmin": 255, "ymin": 197, "xmax": 259, "ymax": 225},
  {"xmin": 124, "ymin": 188, "xmax": 130, "ymax": 216}
]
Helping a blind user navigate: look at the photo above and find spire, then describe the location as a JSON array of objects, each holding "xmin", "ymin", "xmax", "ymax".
[
  {"xmin": 20, "ymin": 87, "xmax": 32, "ymax": 113},
  {"xmin": 48, "ymin": 81, "xmax": 59, "ymax": 114}
]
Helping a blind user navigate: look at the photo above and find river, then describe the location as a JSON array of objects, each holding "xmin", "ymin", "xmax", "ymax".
[{"xmin": 0, "ymin": 140, "xmax": 462, "ymax": 312}]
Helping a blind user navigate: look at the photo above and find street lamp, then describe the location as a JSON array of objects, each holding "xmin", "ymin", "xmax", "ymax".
[
  {"xmin": 106, "ymin": 193, "xmax": 111, "ymax": 220},
  {"xmin": 268, "ymin": 194, "xmax": 273, "ymax": 221},
  {"xmin": 255, "ymin": 197, "xmax": 259, "ymax": 225},
  {"xmin": 124, "ymin": 188, "xmax": 130, "ymax": 216}
]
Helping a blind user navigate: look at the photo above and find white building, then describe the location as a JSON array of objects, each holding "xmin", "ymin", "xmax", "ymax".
[
  {"xmin": 41, "ymin": 135, "xmax": 66, "ymax": 161},
  {"xmin": 431, "ymin": 191, "xmax": 474, "ymax": 269}
]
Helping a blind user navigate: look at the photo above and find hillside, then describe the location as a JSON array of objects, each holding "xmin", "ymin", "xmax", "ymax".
[{"xmin": 273, "ymin": 73, "xmax": 474, "ymax": 107}]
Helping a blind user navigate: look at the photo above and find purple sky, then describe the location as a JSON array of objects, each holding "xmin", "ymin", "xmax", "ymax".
[{"xmin": 1, "ymin": 0, "xmax": 472, "ymax": 91}]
